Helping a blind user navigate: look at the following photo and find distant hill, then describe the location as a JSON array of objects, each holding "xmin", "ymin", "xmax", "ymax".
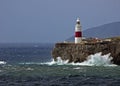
[{"xmin": 66, "ymin": 22, "xmax": 120, "ymax": 41}]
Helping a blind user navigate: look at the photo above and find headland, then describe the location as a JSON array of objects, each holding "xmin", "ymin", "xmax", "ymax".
[
  {"xmin": 52, "ymin": 37, "xmax": 120, "ymax": 65},
  {"xmin": 52, "ymin": 18, "xmax": 120, "ymax": 65}
]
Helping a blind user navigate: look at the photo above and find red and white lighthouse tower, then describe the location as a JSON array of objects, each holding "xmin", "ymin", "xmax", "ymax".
[{"xmin": 75, "ymin": 18, "xmax": 82, "ymax": 43}]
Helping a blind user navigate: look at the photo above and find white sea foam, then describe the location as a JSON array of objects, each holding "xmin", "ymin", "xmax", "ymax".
[
  {"xmin": 19, "ymin": 52, "xmax": 116, "ymax": 66},
  {"xmin": 75, "ymin": 52, "xmax": 116, "ymax": 66},
  {"xmin": 41, "ymin": 57, "xmax": 69, "ymax": 65},
  {"xmin": 0, "ymin": 61, "xmax": 6, "ymax": 64},
  {"xmin": 26, "ymin": 67, "xmax": 34, "ymax": 71},
  {"xmin": 73, "ymin": 67, "xmax": 81, "ymax": 69},
  {"xmin": 42, "ymin": 52, "xmax": 116, "ymax": 66}
]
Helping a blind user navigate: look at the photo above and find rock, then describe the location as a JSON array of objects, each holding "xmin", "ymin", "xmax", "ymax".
[{"xmin": 52, "ymin": 37, "xmax": 120, "ymax": 65}]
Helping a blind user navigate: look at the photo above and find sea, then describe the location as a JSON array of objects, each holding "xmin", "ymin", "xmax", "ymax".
[{"xmin": 0, "ymin": 43, "xmax": 120, "ymax": 86}]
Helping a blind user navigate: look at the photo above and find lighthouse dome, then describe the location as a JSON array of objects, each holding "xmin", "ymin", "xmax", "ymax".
[{"xmin": 76, "ymin": 18, "xmax": 80, "ymax": 24}]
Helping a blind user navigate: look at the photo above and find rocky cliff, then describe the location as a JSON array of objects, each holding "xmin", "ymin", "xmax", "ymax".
[{"xmin": 52, "ymin": 37, "xmax": 120, "ymax": 65}]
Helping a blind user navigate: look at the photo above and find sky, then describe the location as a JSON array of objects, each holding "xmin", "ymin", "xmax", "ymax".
[{"xmin": 0, "ymin": 0, "xmax": 120, "ymax": 43}]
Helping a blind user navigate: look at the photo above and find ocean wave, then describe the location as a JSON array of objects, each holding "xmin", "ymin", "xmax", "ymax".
[
  {"xmin": 0, "ymin": 61, "xmax": 6, "ymax": 65},
  {"xmin": 19, "ymin": 62, "xmax": 41, "ymax": 65},
  {"xmin": 19, "ymin": 57, "xmax": 69, "ymax": 65},
  {"xmin": 41, "ymin": 52, "xmax": 117, "ymax": 66},
  {"xmin": 40, "ymin": 57, "xmax": 69, "ymax": 65}
]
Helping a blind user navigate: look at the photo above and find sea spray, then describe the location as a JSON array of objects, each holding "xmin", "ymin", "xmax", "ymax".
[
  {"xmin": 20, "ymin": 52, "xmax": 116, "ymax": 66},
  {"xmin": 41, "ymin": 57, "xmax": 69, "ymax": 65},
  {"xmin": 42, "ymin": 52, "xmax": 116, "ymax": 66},
  {"xmin": 80, "ymin": 52, "xmax": 115, "ymax": 66}
]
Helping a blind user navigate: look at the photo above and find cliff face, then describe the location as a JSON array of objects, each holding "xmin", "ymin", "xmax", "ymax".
[{"xmin": 52, "ymin": 41, "xmax": 120, "ymax": 65}]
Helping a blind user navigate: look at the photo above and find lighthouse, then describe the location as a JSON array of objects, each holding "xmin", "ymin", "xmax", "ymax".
[{"xmin": 75, "ymin": 18, "xmax": 82, "ymax": 43}]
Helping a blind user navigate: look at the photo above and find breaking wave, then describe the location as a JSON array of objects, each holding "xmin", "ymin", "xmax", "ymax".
[
  {"xmin": 0, "ymin": 61, "xmax": 6, "ymax": 65},
  {"xmin": 71, "ymin": 52, "xmax": 116, "ymax": 66},
  {"xmin": 41, "ymin": 52, "xmax": 116, "ymax": 66},
  {"xmin": 41, "ymin": 57, "xmax": 69, "ymax": 65}
]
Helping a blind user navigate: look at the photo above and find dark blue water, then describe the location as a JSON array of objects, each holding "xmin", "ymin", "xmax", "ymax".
[
  {"xmin": 0, "ymin": 43, "xmax": 120, "ymax": 86},
  {"xmin": 0, "ymin": 43, "xmax": 53, "ymax": 64}
]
